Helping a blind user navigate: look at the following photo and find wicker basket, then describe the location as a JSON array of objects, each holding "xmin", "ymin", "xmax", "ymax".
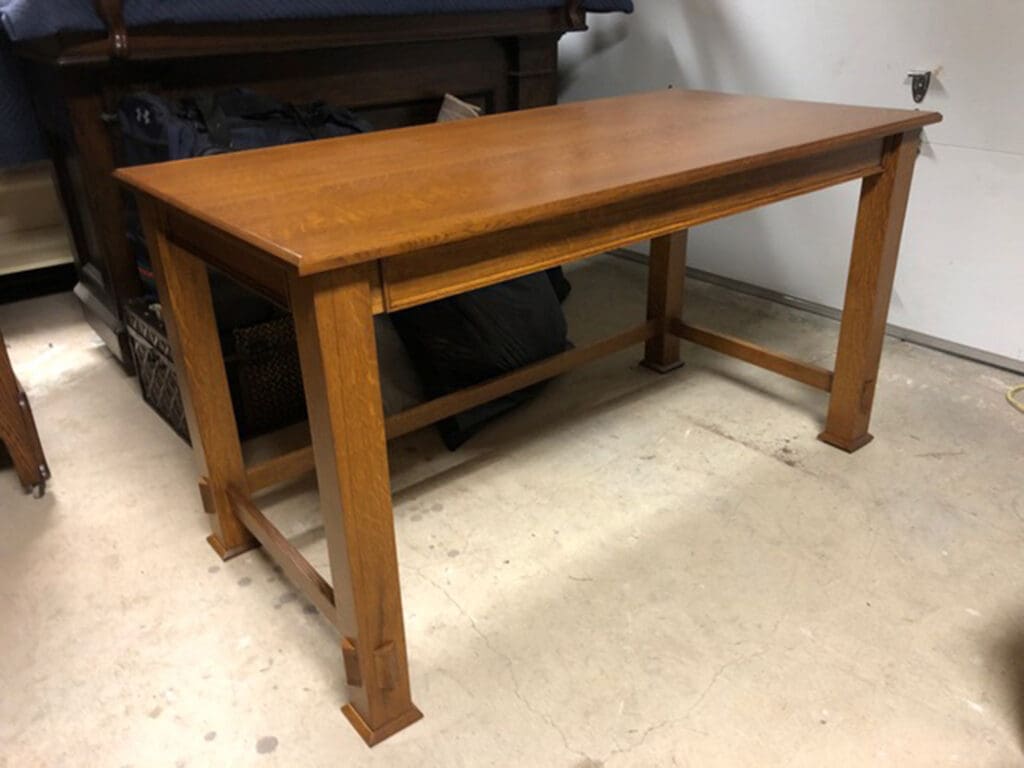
[{"xmin": 125, "ymin": 299, "xmax": 306, "ymax": 443}]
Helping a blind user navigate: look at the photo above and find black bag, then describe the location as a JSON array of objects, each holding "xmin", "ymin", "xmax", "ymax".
[
  {"xmin": 391, "ymin": 272, "xmax": 570, "ymax": 450},
  {"xmin": 119, "ymin": 89, "xmax": 372, "ymax": 165},
  {"xmin": 118, "ymin": 89, "xmax": 373, "ymax": 329}
]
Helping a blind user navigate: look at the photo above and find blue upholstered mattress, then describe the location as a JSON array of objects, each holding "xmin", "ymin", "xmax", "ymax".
[{"xmin": 0, "ymin": 0, "xmax": 632, "ymax": 167}]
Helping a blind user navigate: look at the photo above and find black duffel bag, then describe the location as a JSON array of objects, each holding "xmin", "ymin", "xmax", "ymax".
[
  {"xmin": 119, "ymin": 89, "xmax": 372, "ymax": 164},
  {"xmin": 119, "ymin": 89, "xmax": 372, "ymax": 301},
  {"xmin": 391, "ymin": 273, "xmax": 570, "ymax": 450}
]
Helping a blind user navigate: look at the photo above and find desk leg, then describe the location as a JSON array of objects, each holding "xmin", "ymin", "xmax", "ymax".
[
  {"xmin": 142, "ymin": 202, "xmax": 257, "ymax": 559},
  {"xmin": 820, "ymin": 130, "xmax": 921, "ymax": 452},
  {"xmin": 642, "ymin": 230, "xmax": 688, "ymax": 373},
  {"xmin": 290, "ymin": 266, "xmax": 422, "ymax": 746}
]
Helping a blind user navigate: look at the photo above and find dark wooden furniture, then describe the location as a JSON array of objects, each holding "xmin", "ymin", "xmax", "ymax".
[
  {"xmin": 117, "ymin": 90, "xmax": 941, "ymax": 745},
  {"xmin": 0, "ymin": 331, "xmax": 50, "ymax": 497},
  {"xmin": 13, "ymin": 2, "xmax": 589, "ymax": 369}
]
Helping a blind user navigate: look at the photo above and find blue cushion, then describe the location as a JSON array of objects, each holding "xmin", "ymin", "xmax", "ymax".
[
  {"xmin": 1, "ymin": 0, "xmax": 632, "ymax": 41},
  {"xmin": 0, "ymin": 41, "xmax": 43, "ymax": 167}
]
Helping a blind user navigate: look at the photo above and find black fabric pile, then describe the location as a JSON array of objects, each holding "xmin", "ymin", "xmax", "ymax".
[{"xmin": 392, "ymin": 270, "xmax": 570, "ymax": 450}]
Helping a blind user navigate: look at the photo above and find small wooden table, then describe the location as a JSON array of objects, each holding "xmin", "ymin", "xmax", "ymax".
[{"xmin": 116, "ymin": 90, "xmax": 941, "ymax": 745}]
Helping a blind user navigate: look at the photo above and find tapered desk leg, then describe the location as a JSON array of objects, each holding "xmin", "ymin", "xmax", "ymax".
[
  {"xmin": 141, "ymin": 201, "xmax": 257, "ymax": 559},
  {"xmin": 820, "ymin": 130, "xmax": 922, "ymax": 452},
  {"xmin": 290, "ymin": 265, "xmax": 422, "ymax": 746},
  {"xmin": 642, "ymin": 230, "xmax": 688, "ymax": 373}
]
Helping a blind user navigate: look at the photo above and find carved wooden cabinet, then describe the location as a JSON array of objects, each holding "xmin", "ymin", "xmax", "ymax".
[{"xmin": 13, "ymin": 3, "xmax": 587, "ymax": 369}]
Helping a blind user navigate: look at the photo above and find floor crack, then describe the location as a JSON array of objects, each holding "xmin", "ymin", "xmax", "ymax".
[
  {"xmin": 413, "ymin": 563, "xmax": 767, "ymax": 766},
  {"xmin": 414, "ymin": 566, "xmax": 592, "ymax": 763},
  {"xmin": 602, "ymin": 648, "xmax": 767, "ymax": 764}
]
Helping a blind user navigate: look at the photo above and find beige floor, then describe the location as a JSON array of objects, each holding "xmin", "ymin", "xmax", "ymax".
[{"xmin": 1, "ymin": 255, "xmax": 1023, "ymax": 768}]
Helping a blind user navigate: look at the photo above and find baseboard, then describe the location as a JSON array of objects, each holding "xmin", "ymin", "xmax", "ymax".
[
  {"xmin": 0, "ymin": 226, "xmax": 74, "ymax": 277},
  {"xmin": 612, "ymin": 248, "xmax": 1024, "ymax": 376},
  {"xmin": 0, "ymin": 264, "xmax": 76, "ymax": 305}
]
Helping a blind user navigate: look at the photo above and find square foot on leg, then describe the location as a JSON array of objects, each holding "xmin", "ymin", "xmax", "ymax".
[
  {"xmin": 206, "ymin": 533, "xmax": 260, "ymax": 561},
  {"xmin": 817, "ymin": 431, "xmax": 874, "ymax": 453},
  {"xmin": 640, "ymin": 359, "xmax": 686, "ymax": 375},
  {"xmin": 342, "ymin": 703, "xmax": 424, "ymax": 747}
]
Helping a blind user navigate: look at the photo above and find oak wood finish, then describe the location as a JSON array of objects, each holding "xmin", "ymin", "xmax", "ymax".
[
  {"xmin": 247, "ymin": 445, "xmax": 316, "ymax": 494},
  {"xmin": 164, "ymin": 211, "xmax": 292, "ymax": 311},
  {"xmin": 670, "ymin": 319, "xmax": 834, "ymax": 392},
  {"xmin": 643, "ymin": 231, "xmax": 688, "ymax": 372},
  {"xmin": 288, "ymin": 266, "xmax": 421, "ymax": 745},
  {"xmin": 379, "ymin": 141, "xmax": 885, "ymax": 312},
  {"xmin": 166, "ymin": 208, "xmax": 387, "ymax": 314},
  {"xmin": 228, "ymin": 487, "xmax": 338, "ymax": 629},
  {"xmin": 379, "ymin": 138, "xmax": 885, "ymax": 311},
  {"xmin": 820, "ymin": 131, "xmax": 923, "ymax": 451},
  {"xmin": 139, "ymin": 199, "xmax": 256, "ymax": 558},
  {"xmin": 117, "ymin": 91, "xmax": 935, "ymax": 275},
  {"xmin": 118, "ymin": 90, "xmax": 941, "ymax": 745},
  {"xmin": 0, "ymin": 331, "xmax": 50, "ymax": 495}
]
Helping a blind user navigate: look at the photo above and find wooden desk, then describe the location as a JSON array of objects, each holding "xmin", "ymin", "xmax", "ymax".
[{"xmin": 116, "ymin": 90, "xmax": 941, "ymax": 745}]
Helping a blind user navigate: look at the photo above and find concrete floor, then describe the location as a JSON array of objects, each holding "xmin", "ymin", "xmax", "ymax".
[{"xmin": 1, "ymin": 255, "xmax": 1023, "ymax": 767}]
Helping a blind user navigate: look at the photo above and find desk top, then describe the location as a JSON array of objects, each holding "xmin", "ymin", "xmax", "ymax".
[{"xmin": 116, "ymin": 90, "xmax": 940, "ymax": 276}]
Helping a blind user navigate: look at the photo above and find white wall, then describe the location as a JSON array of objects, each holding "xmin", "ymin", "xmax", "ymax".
[{"xmin": 561, "ymin": 0, "xmax": 1024, "ymax": 364}]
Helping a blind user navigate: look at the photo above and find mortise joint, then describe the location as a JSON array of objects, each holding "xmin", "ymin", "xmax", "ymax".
[
  {"xmin": 341, "ymin": 639, "xmax": 400, "ymax": 691},
  {"xmin": 342, "ymin": 637, "xmax": 362, "ymax": 687},
  {"xmin": 861, "ymin": 379, "xmax": 876, "ymax": 411},
  {"xmin": 197, "ymin": 478, "xmax": 215, "ymax": 515},
  {"xmin": 374, "ymin": 643, "xmax": 399, "ymax": 691}
]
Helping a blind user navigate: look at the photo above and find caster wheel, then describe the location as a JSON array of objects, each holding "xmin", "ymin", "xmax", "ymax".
[{"xmin": 31, "ymin": 481, "xmax": 46, "ymax": 499}]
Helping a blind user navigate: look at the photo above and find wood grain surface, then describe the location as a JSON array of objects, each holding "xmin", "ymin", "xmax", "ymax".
[
  {"xmin": 288, "ymin": 266, "xmax": 420, "ymax": 742},
  {"xmin": 115, "ymin": 90, "xmax": 940, "ymax": 275},
  {"xmin": 820, "ymin": 131, "xmax": 924, "ymax": 451},
  {"xmin": 140, "ymin": 200, "xmax": 257, "ymax": 558}
]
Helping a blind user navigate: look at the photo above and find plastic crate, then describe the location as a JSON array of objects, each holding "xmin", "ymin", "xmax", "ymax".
[{"xmin": 125, "ymin": 299, "xmax": 306, "ymax": 443}]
